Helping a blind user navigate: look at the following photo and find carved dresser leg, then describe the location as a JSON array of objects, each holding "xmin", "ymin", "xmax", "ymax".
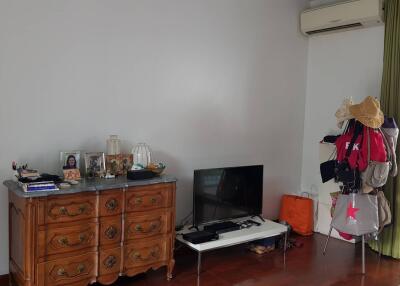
[
  {"xmin": 8, "ymin": 275, "xmax": 14, "ymax": 286},
  {"xmin": 167, "ymin": 259, "xmax": 175, "ymax": 280}
]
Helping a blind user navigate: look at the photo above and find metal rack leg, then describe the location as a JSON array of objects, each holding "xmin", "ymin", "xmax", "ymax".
[
  {"xmin": 323, "ymin": 226, "xmax": 333, "ymax": 255},
  {"xmin": 197, "ymin": 252, "xmax": 202, "ymax": 276},
  {"xmin": 284, "ymin": 231, "xmax": 288, "ymax": 253},
  {"xmin": 378, "ymin": 234, "xmax": 383, "ymax": 258},
  {"xmin": 362, "ymin": 235, "xmax": 366, "ymax": 275},
  {"xmin": 283, "ymin": 231, "xmax": 288, "ymax": 266}
]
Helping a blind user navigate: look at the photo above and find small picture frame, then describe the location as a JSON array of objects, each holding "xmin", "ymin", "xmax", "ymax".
[
  {"xmin": 60, "ymin": 151, "xmax": 81, "ymax": 170},
  {"xmin": 118, "ymin": 154, "xmax": 133, "ymax": 175},
  {"xmin": 63, "ymin": 169, "xmax": 81, "ymax": 181},
  {"xmin": 106, "ymin": 154, "xmax": 133, "ymax": 176},
  {"xmin": 105, "ymin": 155, "xmax": 119, "ymax": 175},
  {"xmin": 84, "ymin": 152, "xmax": 106, "ymax": 178}
]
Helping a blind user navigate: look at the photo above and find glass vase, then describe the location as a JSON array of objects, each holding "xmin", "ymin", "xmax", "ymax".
[{"xmin": 132, "ymin": 143, "xmax": 151, "ymax": 168}]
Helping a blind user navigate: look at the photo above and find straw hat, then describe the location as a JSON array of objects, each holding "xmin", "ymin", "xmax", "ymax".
[
  {"xmin": 349, "ymin": 96, "xmax": 384, "ymax": 128},
  {"xmin": 335, "ymin": 98, "xmax": 354, "ymax": 128}
]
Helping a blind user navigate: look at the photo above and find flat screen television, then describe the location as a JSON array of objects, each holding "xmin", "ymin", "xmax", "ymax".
[{"xmin": 193, "ymin": 165, "xmax": 263, "ymax": 226}]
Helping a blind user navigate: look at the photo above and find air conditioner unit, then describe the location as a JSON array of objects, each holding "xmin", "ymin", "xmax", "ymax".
[{"xmin": 301, "ymin": 0, "xmax": 384, "ymax": 36}]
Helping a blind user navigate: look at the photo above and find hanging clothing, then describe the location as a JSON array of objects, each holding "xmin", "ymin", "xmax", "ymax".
[
  {"xmin": 335, "ymin": 125, "xmax": 363, "ymax": 170},
  {"xmin": 381, "ymin": 117, "xmax": 399, "ymax": 177},
  {"xmin": 335, "ymin": 98, "xmax": 354, "ymax": 129},
  {"xmin": 336, "ymin": 126, "xmax": 387, "ymax": 171},
  {"xmin": 358, "ymin": 127, "xmax": 388, "ymax": 171}
]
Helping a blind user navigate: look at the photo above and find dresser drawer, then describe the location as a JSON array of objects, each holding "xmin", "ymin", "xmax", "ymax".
[
  {"xmin": 125, "ymin": 210, "xmax": 172, "ymax": 241},
  {"xmin": 38, "ymin": 223, "xmax": 97, "ymax": 257},
  {"xmin": 39, "ymin": 194, "xmax": 97, "ymax": 224},
  {"xmin": 99, "ymin": 190, "xmax": 123, "ymax": 217},
  {"xmin": 99, "ymin": 247, "xmax": 121, "ymax": 276},
  {"xmin": 124, "ymin": 237, "xmax": 170, "ymax": 269},
  {"xmin": 126, "ymin": 184, "xmax": 173, "ymax": 212},
  {"xmin": 38, "ymin": 252, "xmax": 97, "ymax": 286},
  {"xmin": 99, "ymin": 216, "xmax": 122, "ymax": 246}
]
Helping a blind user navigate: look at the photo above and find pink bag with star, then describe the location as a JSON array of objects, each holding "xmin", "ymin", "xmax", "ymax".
[{"xmin": 331, "ymin": 193, "xmax": 379, "ymax": 236}]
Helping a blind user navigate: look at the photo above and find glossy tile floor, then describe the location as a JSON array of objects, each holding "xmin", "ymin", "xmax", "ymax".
[{"xmin": 94, "ymin": 233, "xmax": 400, "ymax": 286}]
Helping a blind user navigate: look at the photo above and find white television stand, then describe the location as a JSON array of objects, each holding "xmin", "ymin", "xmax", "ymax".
[{"xmin": 176, "ymin": 216, "xmax": 288, "ymax": 276}]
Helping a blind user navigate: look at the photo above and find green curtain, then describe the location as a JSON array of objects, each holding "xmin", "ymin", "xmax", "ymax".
[{"xmin": 369, "ymin": 0, "xmax": 400, "ymax": 258}]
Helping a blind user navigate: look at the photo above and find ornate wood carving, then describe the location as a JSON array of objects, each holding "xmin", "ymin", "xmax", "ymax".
[
  {"xmin": 47, "ymin": 201, "xmax": 94, "ymax": 220},
  {"xmin": 8, "ymin": 183, "xmax": 176, "ymax": 286},
  {"xmin": 105, "ymin": 199, "xmax": 118, "ymax": 212},
  {"xmin": 105, "ymin": 226, "xmax": 118, "ymax": 240},
  {"xmin": 47, "ymin": 256, "xmax": 95, "ymax": 284},
  {"xmin": 128, "ymin": 218, "xmax": 162, "ymax": 235},
  {"xmin": 99, "ymin": 191, "xmax": 123, "ymax": 217},
  {"xmin": 125, "ymin": 184, "xmax": 173, "ymax": 212},
  {"xmin": 127, "ymin": 192, "xmax": 165, "ymax": 211},
  {"xmin": 49, "ymin": 228, "xmax": 95, "ymax": 250},
  {"xmin": 99, "ymin": 217, "xmax": 122, "ymax": 246},
  {"xmin": 98, "ymin": 247, "xmax": 121, "ymax": 277}
]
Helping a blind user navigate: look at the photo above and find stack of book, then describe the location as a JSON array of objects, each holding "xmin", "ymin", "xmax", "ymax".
[
  {"xmin": 19, "ymin": 181, "xmax": 59, "ymax": 192},
  {"xmin": 18, "ymin": 169, "xmax": 40, "ymax": 179}
]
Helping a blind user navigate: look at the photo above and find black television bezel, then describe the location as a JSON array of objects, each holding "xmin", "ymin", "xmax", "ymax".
[{"xmin": 192, "ymin": 164, "xmax": 264, "ymax": 227}]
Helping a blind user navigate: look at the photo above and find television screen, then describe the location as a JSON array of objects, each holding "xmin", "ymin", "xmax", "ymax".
[{"xmin": 193, "ymin": 165, "xmax": 263, "ymax": 226}]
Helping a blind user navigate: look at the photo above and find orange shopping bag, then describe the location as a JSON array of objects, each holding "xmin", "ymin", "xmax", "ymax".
[{"xmin": 279, "ymin": 194, "xmax": 314, "ymax": 236}]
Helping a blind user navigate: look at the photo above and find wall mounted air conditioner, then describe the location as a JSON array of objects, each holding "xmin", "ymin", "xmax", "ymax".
[{"xmin": 301, "ymin": 0, "xmax": 384, "ymax": 36}]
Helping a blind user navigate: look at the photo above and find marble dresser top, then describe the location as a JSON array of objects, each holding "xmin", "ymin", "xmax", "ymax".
[{"xmin": 3, "ymin": 175, "xmax": 177, "ymax": 198}]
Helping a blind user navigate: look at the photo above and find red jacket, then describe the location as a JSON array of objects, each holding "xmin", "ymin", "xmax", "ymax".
[{"xmin": 336, "ymin": 127, "xmax": 387, "ymax": 171}]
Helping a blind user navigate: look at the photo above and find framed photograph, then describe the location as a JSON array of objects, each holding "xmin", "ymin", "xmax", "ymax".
[
  {"xmin": 60, "ymin": 151, "xmax": 81, "ymax": 170},
  {"xmin": 117, "ymin": 154, "xmax": 133, "ymax": 175},
  {"xmin": 106, "ymin": 154, "xmax": 133, "ymax": 175},
  {"xmin": 84, "ymin": 152, "xmax": 106, "ymax": 177},
  {"xmin": 63, "ymin": 169, "xmax": 81, "ymax": 181},
  {"xmin": 106, "ymin": 155, "xmax": 119, "ymax": 175}
]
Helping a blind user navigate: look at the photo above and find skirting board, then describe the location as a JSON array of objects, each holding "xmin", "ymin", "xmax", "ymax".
[{"xmin": 0, "ymin": 274, "xmax": 9, "ymax": 284}]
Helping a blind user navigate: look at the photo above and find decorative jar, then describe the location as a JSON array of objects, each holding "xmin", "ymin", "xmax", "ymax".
[{"xmin": 107, "ymin": 135, "xmax": 121, "ymax": 155}]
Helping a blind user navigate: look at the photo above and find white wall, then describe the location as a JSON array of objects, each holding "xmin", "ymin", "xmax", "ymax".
[
  {"xmin": 0, "ymin": 0, "xmax": 309, "ymax": 274},
  {"xmin": 301, "ymin": 26, "xmax": 385, "ymax": 194}
]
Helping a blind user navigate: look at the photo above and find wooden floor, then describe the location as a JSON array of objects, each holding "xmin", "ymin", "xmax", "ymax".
[
  {"xmin": 4, "ymin": 233, "xmax": 400, "ymax": 286},
  {"xmin": 103, "ymin": 233, "xmax": 400, "ymax": 286}
]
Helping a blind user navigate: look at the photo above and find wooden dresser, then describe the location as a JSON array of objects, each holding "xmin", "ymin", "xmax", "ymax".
[{"xmin": 4, "ymin": 176, "xmax": 176, "ymax": 286}]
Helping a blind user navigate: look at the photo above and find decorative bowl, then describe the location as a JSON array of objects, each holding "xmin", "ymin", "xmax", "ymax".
[{"xmin": 151, "ymin": 166, "xmax": 166, "ymax": 175}]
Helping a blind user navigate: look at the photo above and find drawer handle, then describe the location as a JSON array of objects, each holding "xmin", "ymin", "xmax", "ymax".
[
  {"xmin": 132, "ymin": 247, "xmax": 160, "ymax": 261},
  {"xmin": 58, "ymin": 233, "xmax": 87, "ymax": 247},
  {"xmin": 58, "ymin": 205, "xmax": 87, "ymax": 217},
  {"xmin": 105, "ymin": 199, "xmax": 118, "ymax": 211},
  {"xmin": 133, "ymin": 252, "xmax": 141, "ymax": 259},
  {"xmin": 103, "ymin": 255, "xmax": 117, "ymax": 269},
  {"xmin": 57, "ymin": 263, "xmax": 85, "ymax": 277},
  {"xmin": 151, "ymin": 197, "xmax": 158, "ymax": 204},
  {"xmin": 105, "ymin": 226, "xmax": 118, "ymax": 239},
  {"xmin": 135, "ymin": 198, "xmax": 143, "ymax": 204},
  {"xmin": 133, "ymin": 221, "xmax": 160, "ymax": 233}
]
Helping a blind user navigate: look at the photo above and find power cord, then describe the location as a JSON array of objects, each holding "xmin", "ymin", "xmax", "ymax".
[{"xmin": 175, "ymin": 211, "xmax": 193, "ymax": 231}]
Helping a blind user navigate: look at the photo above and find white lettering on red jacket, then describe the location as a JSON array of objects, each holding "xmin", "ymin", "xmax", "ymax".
[{"xmin": 345, "ymin": 142, "xmax": 360, "ymax": 151}]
